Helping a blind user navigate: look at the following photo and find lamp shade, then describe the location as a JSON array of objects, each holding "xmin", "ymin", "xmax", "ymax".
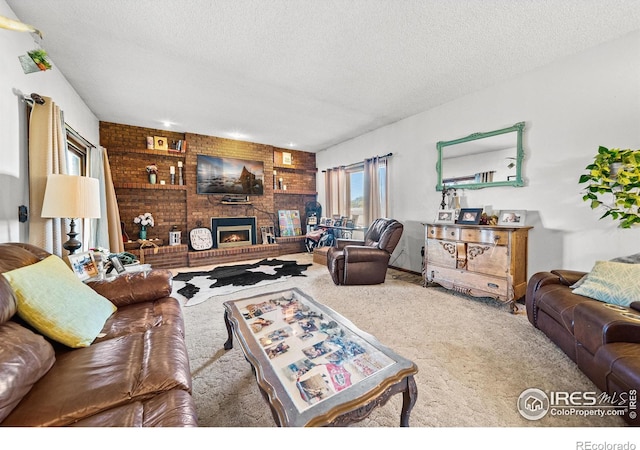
[{"xmin": 41, "ymin": 174, "xmax": 101, "ymax": 219}]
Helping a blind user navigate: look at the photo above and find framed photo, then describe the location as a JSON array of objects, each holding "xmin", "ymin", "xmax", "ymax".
[
  {"xmin": 154, "ymin": 136, "xmax": 168, "ymax": 150},
  {"xmin": 457, "ymin": 208, "xmax": 483, "ymax": 225},
  {"xmin": 319, "ymin": 217, "xmax": 327, "ymax": 225},
  {"xmin": 67, "ymin": 251, "xmax": 98, "ymax": 281},
  {"xmin": 498, "ymin": 210, "xmax": 527, "ymax": 226},
  {"xmin": 282, "ymin": 152, "xmax": 292, "ymax": 165},
  {"xmin": 109, "ymin": 255, "xmax": 126, "ymax": 274},
  {"xmin": 435, "ymin": 209, "xmax": 456, "ymax": 224}
]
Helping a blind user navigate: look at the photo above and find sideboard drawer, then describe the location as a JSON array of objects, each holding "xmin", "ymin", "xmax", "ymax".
[
  {"xmin": 427, "ymin": 266, "xmax": 510, "ymax": 301},
  {"xmin": 427, "ymin": 225, "xmax": 460, "ymax": 240},
  {"xmin": 460, "ymin": 228, "xmax": 509, "ymax": 245}
]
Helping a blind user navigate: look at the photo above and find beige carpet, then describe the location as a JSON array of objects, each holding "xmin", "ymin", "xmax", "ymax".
[{"xmin": 175, "ymin": 253, "xmax": 626, "ymax": 428}]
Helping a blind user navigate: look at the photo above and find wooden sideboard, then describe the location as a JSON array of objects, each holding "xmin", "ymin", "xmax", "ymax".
[{"xmin": 423, "ymin": 223, "xmax": 532, "ymax": 312}]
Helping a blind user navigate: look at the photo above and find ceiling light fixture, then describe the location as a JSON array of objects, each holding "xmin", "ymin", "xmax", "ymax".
[{"xmin": 227, "ymin": 131, "xmax": 248, "ymax": 140}]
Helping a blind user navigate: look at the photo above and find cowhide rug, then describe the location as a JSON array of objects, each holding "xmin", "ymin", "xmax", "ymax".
[{"xmin": 172, "ymin": 258, "xmax": 312, "ymax": 306}]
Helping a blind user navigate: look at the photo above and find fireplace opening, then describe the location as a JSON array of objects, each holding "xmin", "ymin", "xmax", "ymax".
[
  {"xmin": 211, "ymin": 216, "xmax": 257, "ymax": 248},
  {"xmin": 218, "ymin": 226, "xmax": 251, "ymax": 248}
]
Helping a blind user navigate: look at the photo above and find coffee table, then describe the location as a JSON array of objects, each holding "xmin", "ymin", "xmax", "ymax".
[{"xmin": 223, "ymin": 288, "xmax": 418, "ymax": 427}]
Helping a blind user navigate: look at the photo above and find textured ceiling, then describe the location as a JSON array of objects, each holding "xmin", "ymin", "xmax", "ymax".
[{"xmin": 7, "ymin": 0, "xmax": 640, "ymax": 152}]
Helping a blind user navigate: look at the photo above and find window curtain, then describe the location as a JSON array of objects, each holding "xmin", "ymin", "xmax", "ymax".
[
  {"xmin": 89, "ymin": 147, "xmax": 123, "ymax": 252},
  {"xmin": 363, "ymin": 156, "xmax": 388, "ymax": 225},
  {"xmin": 324, "ymin": 166, "xmax": 348, "ymax": 218},
  {"xmin": 28, "ymin": 96, "xmax": 68, "ymax": 255}
]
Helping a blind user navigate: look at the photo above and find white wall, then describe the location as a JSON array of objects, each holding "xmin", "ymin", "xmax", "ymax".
[
  {"xmin": 317, "ymin": 31, "xmax": 640, "ymax": 275},
  {"xmin": 0, "ymin": 0, "xmax": 99, "ymax": 243}
]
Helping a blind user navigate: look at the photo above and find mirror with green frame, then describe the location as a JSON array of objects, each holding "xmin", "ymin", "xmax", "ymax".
[{"xmin": 436, "ymin": 122, "xmax": 525, "ymax": 191}]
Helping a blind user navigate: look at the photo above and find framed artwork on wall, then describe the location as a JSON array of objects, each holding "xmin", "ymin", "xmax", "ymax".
[
  {"xmin": 154, "ymin": 136, "xmax": 168, "ymax": 150},
  {"xmin": 457, "ymin": 208, "xmax": 483, "ymax": 225},
  {"xmin": 498, "ymin": 210, "xmax": 527, "ymax": 226}
]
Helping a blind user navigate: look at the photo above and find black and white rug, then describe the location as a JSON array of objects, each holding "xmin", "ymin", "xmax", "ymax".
[{"xmin": 172, "ymin": 258, "xmax": 312, "ymax": 306}]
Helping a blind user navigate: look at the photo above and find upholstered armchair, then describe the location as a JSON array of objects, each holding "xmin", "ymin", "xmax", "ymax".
[{"xmin": 327, "ymin": 218, "xmax": 404, "ymax": 285}]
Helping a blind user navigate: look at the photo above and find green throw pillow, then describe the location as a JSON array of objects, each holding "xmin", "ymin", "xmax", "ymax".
[
  {"xmin": 572, "ymin": 260, "xmax": 640, "ymax": 307},
  {"xmin": 2, "ymin": 255, "xmax": 116, "ymax": 348}
]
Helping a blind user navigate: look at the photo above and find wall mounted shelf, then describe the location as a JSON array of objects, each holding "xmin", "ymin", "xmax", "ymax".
[
  {"xmin": 107, "ymin": 147, "xmax": 186, "ymax": 158},
  {"xmin": 114, "ymin": 182, "xmax": 187, "ymax": 190}
]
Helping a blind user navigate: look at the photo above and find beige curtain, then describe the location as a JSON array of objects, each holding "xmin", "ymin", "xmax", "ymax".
[
  {"xmin": 363, "ymin": 156, "xmax": 389, "ymax": 225},
  {"xmin": 324, "ymin": 167, "xmax": 348, "ymax": 218},
  {"xmin": 102, "ymin": 149, "xmax": 124, "ymax": 252},
  {"xmin": 28, "ymin": 97, "xmax": 68, "ymax": 255}
]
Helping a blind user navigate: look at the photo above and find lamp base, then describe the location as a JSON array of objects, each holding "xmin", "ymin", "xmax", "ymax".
[{"xmin": 63, "ymin": 218, "xmax": 82, "ymax": 255}]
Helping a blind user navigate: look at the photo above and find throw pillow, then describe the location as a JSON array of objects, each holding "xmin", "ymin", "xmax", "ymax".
[
  {"xmin": 570, "ymin": 252, "xmax": 640, "ymax": 289},
  {"xmin": 2, "ymin": 255, "xmax": 117, "ymax": 348},
  {"xmin": 572, "ymin": 260, "xmax": 640, "ymax": 307}
]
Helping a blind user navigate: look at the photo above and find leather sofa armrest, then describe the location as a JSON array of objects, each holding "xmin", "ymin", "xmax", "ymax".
[
  {"xmin": 343, "ymin": 246, "xmax": 389, "ymax": 263},
  {"xmin": 86, "ymin": 269, "xmax": 173, "ymax": 308},
  {"xmin": 550, "ymin": 269, "xmax": 587, "ymax": 286},
  {"xmin": 336, "ymin": 239, "xmax": 364, "ymax": 250}
]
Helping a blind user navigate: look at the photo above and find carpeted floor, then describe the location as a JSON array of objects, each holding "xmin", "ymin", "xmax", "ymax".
[{"xmin": 174, "ymin": 253, "xmax": 626, "ymax": 428}]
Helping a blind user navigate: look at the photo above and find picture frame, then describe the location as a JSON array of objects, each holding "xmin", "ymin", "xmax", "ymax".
[
  {"xmin": 497, "ymin": 210, "xmax": 527, "ymax": 226},
  {"xmin": 67, "ymin": 251, "xmax": 98, "ymax": 281},
  {"xmin": 319, "ymin": 217, "xmax": 327, "ymax": 225},
  {"xmin": 109, "ymin": 255, "xmax": 126, "ymax": 274},
  {"xmin": 457, "ymin": 208, "xmax": 483, "ymax": 225},
  {"xmin": 435, "ymin": 209, "xmax": 456, "ymax": 224},
  {"xmin": 282, "ymin": 152, "xmax": 292, "ymax": 165},
  {"xmin": 154, "ymin": 136, "xmax": 168, "ymax": 150}
]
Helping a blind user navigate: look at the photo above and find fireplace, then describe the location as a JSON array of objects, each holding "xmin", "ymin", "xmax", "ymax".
[{"xmin": 211, "ymin": 217, "xmax": 257, "ymax": 248}]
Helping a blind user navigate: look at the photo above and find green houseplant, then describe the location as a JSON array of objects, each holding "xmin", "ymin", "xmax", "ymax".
[{"xmin": 579, "ymin": 146, "xmax": 640, "ymax": 228}]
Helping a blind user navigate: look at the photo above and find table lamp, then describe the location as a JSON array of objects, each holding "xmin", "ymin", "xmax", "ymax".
[{"xmin": 41, "ymin": 174, "xmax": 101, "ymax": 254}]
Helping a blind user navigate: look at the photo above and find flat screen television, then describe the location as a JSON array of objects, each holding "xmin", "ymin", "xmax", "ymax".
[{"xmin": 196, "ymin": 155, "xmax": 264, "ymax": 195}]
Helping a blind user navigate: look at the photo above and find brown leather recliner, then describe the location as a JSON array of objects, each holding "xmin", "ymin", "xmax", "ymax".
[{"xmin": 327, "ymin": 218, "xmax": 403, "ymax": 285}]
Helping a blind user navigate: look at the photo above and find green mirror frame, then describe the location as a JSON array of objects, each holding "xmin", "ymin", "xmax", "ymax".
[{"xmin": 436, "ymin": 121, "xmax": 525, "ymax": 191}]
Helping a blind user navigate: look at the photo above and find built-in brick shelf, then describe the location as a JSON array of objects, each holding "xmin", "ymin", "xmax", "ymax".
[{"xmin": 125, "ymin": 237, "xmax": 307, "ymax": 269}]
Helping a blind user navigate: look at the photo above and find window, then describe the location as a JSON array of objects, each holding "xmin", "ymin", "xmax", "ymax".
[
  {"xmin": 65, "ymin": 125, "xmax": 90, "ymax": 176},
  {"xmin": 348, "ymin": 168, "xmax": 364, "ymax": 226},
  {"xmin": 347, "ymin": 159, "xmax": 387, "ymax": 227}
]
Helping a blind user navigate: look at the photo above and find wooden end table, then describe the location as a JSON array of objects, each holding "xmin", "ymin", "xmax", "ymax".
[{"xmin": 223, "ymin": 288, "xmax": 418, "ymax": 427}]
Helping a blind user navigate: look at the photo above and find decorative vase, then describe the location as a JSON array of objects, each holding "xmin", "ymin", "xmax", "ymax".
[
  {"xmin": 139, "ymin": 226, "xmax": 147, "ymax": 240},
  {"xmin": 149, "ymin": 173, "xmax": 157, "ymax": 184}
]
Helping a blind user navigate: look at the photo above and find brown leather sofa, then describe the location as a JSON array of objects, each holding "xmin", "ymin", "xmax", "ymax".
[
  {"xmin": 526, "ymin": 269, "xmax": 640, "ymax": 426},
  {"xmin": 327, "ymin": 218, "xmax": 403, "ymax": 285},
  {"xmin": 0, "ymin": 242, "xmax": 198, "ymax": 427}
]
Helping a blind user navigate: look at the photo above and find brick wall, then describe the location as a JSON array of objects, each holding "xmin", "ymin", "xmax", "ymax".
[{"xmin": 100, "ymin": 122, "xmax": 316, "ymax": 267}]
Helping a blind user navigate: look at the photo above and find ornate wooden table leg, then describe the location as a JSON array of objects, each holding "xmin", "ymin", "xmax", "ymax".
[
  {"xmin": 223, "ymin": 310, "xmax": 234, "ymax": 350},
  {"xmin": 400, "ymin": 375, "xmax": 418, "ymax": 427}
]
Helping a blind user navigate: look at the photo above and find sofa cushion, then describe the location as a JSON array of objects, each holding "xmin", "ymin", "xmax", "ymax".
[
  {"xmin": 69, "ymin": 390, "xmax": 198, "ymax": 427},
  {"xmin": 0, "ymin": 321, "xmax": 55, "ymax": 422},
  {"xmin": 2, "ymin": 255, "xmax": 117, "ymax": 348},
  {"xmin": 573, "ymin": 260, "xmax": 640, "ymax": 307},
  {"xmin": 94, "ymin": 297, "xmax": 185, "ymax": 343},
  {"xmin": 1, "ymin": 326, "xmax": 191, "ymax": 426}
]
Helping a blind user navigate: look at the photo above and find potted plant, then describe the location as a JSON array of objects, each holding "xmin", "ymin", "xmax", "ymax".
[
  {"xmin": 146, "ymin": 164, "xmax": 158, "ymax": 184},
  {"xmin": 133, "ymin": 213, "xmax": 154, "ymax": 240},
  {"xmin": 579, "ymin": 146, "xmax": 640, "ymax": 228}
]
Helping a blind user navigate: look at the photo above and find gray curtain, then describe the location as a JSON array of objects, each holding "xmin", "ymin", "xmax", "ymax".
[{"xmin": 89, "ymin": 147, "xmax": 123, "ymax": 252}]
